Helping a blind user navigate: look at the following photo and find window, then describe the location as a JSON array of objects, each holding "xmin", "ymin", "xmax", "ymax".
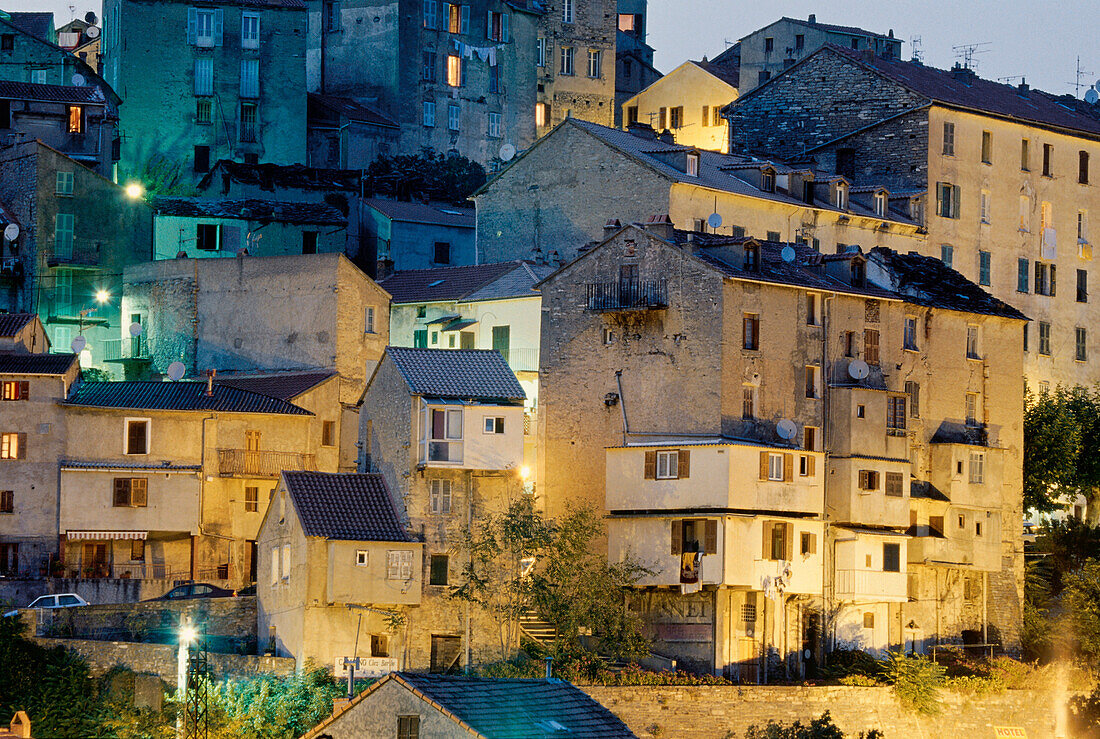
[
  {"xmin": 422, "ymin": 50, "xmax": 436, "ymax": 81},
  {"xmin": 1039, "ymin": 321, "xmax": 1051, "ymax": 355},
  {"xmin": 1081, "ymin": 151, "xmax": 1090, "ymax": 185},
  {"xmin": 561, "ymin": 0, "xmax": 573, "ymax": 22},
  {"xmin": 536, "ymin": 37, "xmax": 547, "ymax": 67},
  {"xmin": 806, "ymin": 293, "xmax": 820, "ymax": 326},
  {"xmin": 429, "ymin": 554, "xmax": 449, "ymax": 585},
  {"xmin": 887, "ymin": 396, "xmax": 906, "ymax": 435},
  {"xmin": 844, "ymin": 331, "xmax": 856, "ymax": 357},
  {"xmin": 488, "ymin": 111, "xmax": 501, "ymax": 137},
  {"xmin": 1035, "ymin": 262, "xmax": 1056, "ymax": 296},
  {"xmin": 430, "ymin": 479, "xmax": 452, "ymax": 514},
  {"xmin": 874, "ymin": 191, "xmax": 887, "ymax": 218},
  {"xmin": 885, "ymin": 472, "xmax": 904, "ymax": 497},
  {"xmin": 446, "ymin": 3, "xmax": 465, "ymax": 33},
  {"xmin": 856, "ymin": 405, "xmax": 866, "ymax": 418},
  {"xmin": 125, "ymin": 419, "xmax": 149, "ymax": 455},
  {"xmin": 1078, "ymin": 269, "xmax": 1088, "ymax": 303},
  {"xmin": 195, "ymin": 58, "xmax": 214, "ymax": 95},
  {"xmin": 975, "ymin": 521, "xmax": 983, "ymax": 537},
  {"xmin": 1018, "ymin": 258, "xmax": 1030, "ymax": 293},
  {"xmin": 0, "ymin": 35, "xmax": 11, "ymax": 51},
  {"xmin": 65, "ymin": 105, "xmax": 84, "ymax": 134},
  {"xmin": 434, "ymin": 242, "xmax": 450, "ymax": 264},
  {"xmin": 657, "ymin": 107, "xmax": 666, "ymax": 129},
  {"xmin": 282, "ymin": 544, "xmax": 291, "ymax": 580},
  {"xmin": 966, "ymin": 325, "xmax": 980, "ymax": 359},
  {"xmin": 322, "ymin": 420, "xmax": 336, "ymax": 446},
  {"xmin": 240, "ymin": 485, "xmax": 259, "ymax": 512},
  {"xmin": 196, "ymin": 223, "xmax": 218, "ymax": 250},
  {"xmin": 487, "ymin": 10, "xmax": 508, "ymax": 41},
  {"xmin": 423, "ymin": 0, "xmax": 438, "ymax": 28},
  {"xmin": 447, "ymin": 55, "xmax": 462, "ymax": 86},
  {"xmin": 906, "ymin": 381, "xmax": 920, "ymax": 418},
  {"xmin": 742, "ymin": 386, "xmax": 755, "ymax": 419},
  {"xmin": 240, "ymin": 103, "xmax": 257, "ymax": 142},
  {"xmin": 270, "ymin": 547, "xmax": 279, "ymax": 585},
  {"xmin": 365, "ymin": 306, "xmax": 376, "ymax": 333},
  {"xmin": 767, "ymin": 453, "xmax": 785, "ymax": 482},
  {"xmin": 447, "ymin": 104, "xmax": 460, "ymax": 131},
  {"xmin": 657, "ymin": 450, "xmax": 681, "ymax": 479},
  {"xmin": 936, "ymin": 183, "xmax": 960, "ymax": 219},
  {"xmin": 535, "ymin": 102, "xmax": 548, "ymax": 127},
  {"xmin": 112, "ymin": 478, "xmax": 148, "ymax": 507},
  {"xmin": 981, "ymin": 130, "xmax": 992, "ymax": 164},
  {"xmin": 1021, "ymin": 138, "xmax": 1030, "ymax": 170},
  {"xmin": 743, "ymin": 243, "xmax": 760, "ymax": 269},
  {"xmin": 559, "ymin": 46, "xmax": 574, "ymax": 75},
  {"xmin": 978, "ymin": 250, "xmax": 991, "ymax": 286},
  {"xmin": 618, "ymin": 12, "xmax": 636, "ymax": 31},
  {"xmin": 764, "ymin": 36, "xmax": 774, "ymax": 53},
  {"xmin": 799, "ymin": 453, "xmax": 816, "ymax": 477},
  {"xmin": 241, "ymin": 12, "xmax": 259, "ymax": 48},
  {"xmin": 883, "ymin": 543, "xmax": 900, "ymax": 572},
  {"xmin": 54, "ymin": 213, "xmax": 74, "ymax": 258},
  {"xmin": 1080, "ymin": 211, "xmax": 1089, "ymax": 244},
  {"xmin": 423, "ymin": 101, "xmax": 436, "ymax": 127},
  {"xmin": 834, "ymin": 183, "xmax": 848, "ymax": 210},
  {"xmin": 483, "ymin": 416, "xmax": 504, "ymax": 434},
  {"xmin": 969, "ymin": 451, "xmax": 985, "ymax": 484},
  {"xmin": 54, "ymin": 171, "xmax": 75, "ymax": 196},
  {"xmin": 713, "ymin": 106, "xmax": 722, "ymax": 126},
  {"xmin": 669, "ymin": 106, "xmax": 685, "ymax": 129},
  {"xmin": 1077, "ymin": 327, "xmax": 1088, "ymax": 362},
  {"xmin": 194, "ymin": 145, "xmax": 210, "ymax": 173},
  {"xmin": 1, "ymin": 381, "xmax": 28, "ymax": 401},
  {"xmin": 980, "ymin": 190, "xmax": 991, "ymax": 224},
  {"xmin": 863, "ymin": 612, "xmax": 875, "ymax": 629},
  {"xmin": 863, "ymin": 329, "xmax": 879, "ymax": 365},
  {"xmin": 942, "ymin": 121, "xmax": 955, "ymax": 156},
  {"xmin": 903, "ymin": 316, "xmax": 918, "ymax": 350},
  {"xmin": 1043, "ymin": 143, "xmax": 1053, "ymax": 177},
  {"xmin": 324, "ymin": 0, "xmax": 341, "ymax": 30},
  {"xmin": 858, "ymin": 470, "xmax": 879, "ymax": 491},
  {"xmin": 743, "ymin": 313, "xmax": 759, "ymax": 350},
  {"xmin": 0, "ymin": 433, "xmax": 23, "ymax": 459},
  {"xmin": 761, "ymin": 169, "xmax": 776, "ymax": 193},
  {"xmin": 685, "ymin": 152, "xmax": 699, "ymax": 177},
  {"xmin": 804, "ymin": 365, "xmax": 820, "ymax": 399},
  {"xmin": 763, "ymin": 521, "xmax": 790, "ymax": 561},
  {"xmin": 355, "ymin": 549, "xmax": 369, "ymax": 566},
  {"xmin": 965, "ymin": 392, "xmax": 979, "ymax": 426},
  {"xmin": 191, "ymin": 8, "xmax": 217, "ymax": 45},
  {"xmin": 130, "ymin": 539, "xmax": 145, "ymax": 561},
  {"xmin": 803, "ymin": 426, "xmax": 817, "ymax": 452},
  {"xmin": 795, "ymin": 33, "xmax": 805, "ymax": 50},
  {"xmin": 587, "ymin": 49, "xmax": 601, "ymax": 78},
  {"xmin": 387, "ymin": 550, "xmax": 413, "ymax": 580},
  {"xmin": 196, "ymin": 99, "xmax": 212, "ymax": 124},
  {"xmin": 0, "ymin": 490, "xmax": 11, "ymax": 513},
  {"xmin": 700, "ymin": 105, "xmax": 709, "ymax": 127},
  {"xmin": 1023, "ymin": 323, "xmax": 1029, "ymax": 352},
  {"xmin": 300, "ymin": 231, "xmax": 318, "ymax": 254}
]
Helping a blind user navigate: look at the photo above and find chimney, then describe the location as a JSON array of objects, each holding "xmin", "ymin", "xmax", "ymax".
[
  {"xmin": 808, "ymin": 13, "xmax": 816, "ymax": 24},
  {"xmin": 643, "ymin": 214, "xmax": 674, "ymax": 241},
  {"xmin": 861, "ymin": 48, "xmax": 875, "ymax": 64},
  {"xmin": 1017, "ymin": 79, "xmax": 1029, "ymax": 97},
  {"xmin": 205, "ymin": 369, "xmax": 216, "ymax": 396},
  {"xmin": 626, "ymin": 121, "xmax": 656, "ymax": 140},
  {"xmin": 603, "ymin": 218, "xmax": 622, "ymax": 239},
  {"xmin": 375, "ymin": 258, "xmax": 395, "ymax": 280},
  {"xmin": 657, "ymin": 129, "xmax": 675, "ymax": 144},
  {"xmin": 951, "ymin": 64, "xmax": 975, "ymax": 85}
]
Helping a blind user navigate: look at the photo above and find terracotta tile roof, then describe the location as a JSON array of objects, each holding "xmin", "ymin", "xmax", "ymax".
[
  {"xmin": 0, "ymin": 80, "xmax": 104, "ymax": 104},
  {"xmin": 386, "ymin": 347, "xmax": 525, "ymax": 401},
  {"xmin": 283, "ymin": 471, "xmax": 412, "ymax": 541},
  {"xmin": 380, "ymin": 261, "xmax": 525, "ymax": 303},
  {"xmin": 0, "ymin": 313, "xmax": 35, "ymax": 337},
  {"xmin": 0, "ymin": 352, "xmax": 77, "ymax": 375},
  {"xmin": 65, "ymin": 381, "xmax": 312, "ymax": 414},
  {"xmin": 212, "ymin": 369, "xmax": 336, "ymax": 401},
  {"xmin": 364, "ymin": 198, "xmax": 475, "ymax": 228},
  {"xmin": 308, "ymin": 92, "xmax": 398, "ymax": 128},
  {"xmin": 153, "ymin": 198, "xmax": 346, "ymax": 225}
]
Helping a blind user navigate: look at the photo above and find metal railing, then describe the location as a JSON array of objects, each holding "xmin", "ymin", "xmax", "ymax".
[
  {"xmin": 833, "ymin": 568, "xmax": 908, "ymax": 598},
  {"xmin": 502, "ymin": 347, "xmax": 539, "ymax": 373},
  {"xmin": 102, "ymin": 336, "xmax": 149, "ymax": 361},
  {"xmin": 217, "ymin": 449, "xmax": 317, "ymax": 477},
  {"xmin": 585, "ymin": 279, "xmax": 668, "ymax": 311}
]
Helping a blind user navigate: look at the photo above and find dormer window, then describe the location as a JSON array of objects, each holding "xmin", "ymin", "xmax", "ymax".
[
  {"xmin": 760, "ymin": 168, "xmax": 776, "ymax": 193},
  {"xmin": 743, "ymin": 243, "xmax": 759, "ymax": 271},
  {"xmin": 850, "ymin": 259, "xmax": 865, "ymax": 286},
  {"xmin": 874, "ymin": 191, "xmax": 888, "ymax": 218},
  {"xmin": 686, "ymin": 152, "xmax": 700, "ymax": 177},
  {"xmin": 834, "ymin": 182, "xmax": 849, "ymax": 210},
  {"xmin": 802, "ymin": 180, "xmax": 815, "ymax": 204}
]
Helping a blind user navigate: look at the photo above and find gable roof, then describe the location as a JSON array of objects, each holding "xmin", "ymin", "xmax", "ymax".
[
  {"xmin": 212, "ymin": 369, "xmax": 336, "ymax": 401},
  {"xmin": 0, "ymin": 352, "xmax": 77, "ymax": 376},
  {"xmin": 385, "ymin": 347, "xmax": 525, "ymax": 401},
  {"xmin": 303, "ymin": 673, "xmax": 636, "ymax": 739},
  {"xmin": 5, "ymin": 11, "xmax": 53, "ymax": 40},
  {"xmin": 0, "ymin": 80, "xmax": 106, "ymax": 105},
  {"xmin": 153, "ymin": 198, "xmax": 346, "ymax": 225},
  {"xmin": 282, "ymin": 471, "xmax": 412, "ymax": 541},
  {"xmin": 742, "ymin": 16, "xmax": 900, "ymax": 43},
  {"xmin": 64, "ymin": 381, "xmax": 312, "ymax": 414},
  {"xmin": 197, "ymin": 160, "xmax": 361, "ymax": 194},
  {"xmin": 308, "ymin": 92, "xmax": 398, "ymax": 129},
  {"xmin": 364, "ymin": 198, "xmax": 475, "ymax": 228},
  {"xmin": 696, "ymin": 60, "xmax": 740, "ymax": 89},
  {"xmin": 163, "ymin": 0, "xmax": 305, "ymax": 8},
  {"xmin": 0, "ymin": 313, "xmax": 35, "ymax": 337},
  {"xmin": 380, "ymin": 261, "xmax": 529, "ymax": 303}
]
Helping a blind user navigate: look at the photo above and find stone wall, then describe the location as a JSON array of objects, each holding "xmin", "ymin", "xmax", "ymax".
[
  {"xmin": 582, "ymin": 685, "xmax": 1059, "ymax": 738},
  {"xmin": 35, "ymin": 637, "xmax": 293, "ymax": 687},
  {"xmin": 0, "ymin": 576, "xmax": 192, "ymax": 609}
]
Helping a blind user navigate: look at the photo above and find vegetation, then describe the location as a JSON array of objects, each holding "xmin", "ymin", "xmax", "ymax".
[
  {"xmin": 744, "ymin": 712, "xmax": 883, "ymax": 738},
  {"xmin": 1024, "ymin": 386, "xmax": 1100, "ymax": 520},
  {"xmin": 127, "ymin": 154, "xmax": 198, "ymax": 199},
  {"xmin": 364, "ymin": 148, "xmax": 486, "ymax": 203},
  {"xmin": 877, "ymin": 651, "xmax": 946, "ymax": 714}
]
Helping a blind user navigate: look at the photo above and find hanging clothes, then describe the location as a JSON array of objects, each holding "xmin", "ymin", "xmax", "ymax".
[{"xmin": 679, "ymin": 550, "xmax": 702, "ymax": 584}]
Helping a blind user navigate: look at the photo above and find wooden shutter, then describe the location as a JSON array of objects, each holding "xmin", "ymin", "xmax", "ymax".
[
  {"xmin": 113, "ymin": 478, "xmax": 129, "ymax": 506},
  {"xmin": 19, "ymin": 381, "xmax": 28, "ymax": 400},
  {"xmin": 187, "ymin": 7, "xmax": 197, "ymax": 44},
  {"xmin": 858, "ymin": 470, "xmax": 868, "ymax": 489},
  {"xmin": 762, "ymin": 522, "xmax": 772, "ymax": 559},
  {"xmin": 460, "ymin": 4, "xmax": 469, "ymax": 33},
  {"xmin": 15, "ymin": 432, "xmax": 26, "ymax": 459},
  {"xmin": 670, "ymin": 520, "xmax": 682, "ymax": 555},
  {"xmin": 783, "ymin": 453, "xmax": 793, "ymax": 482},
  {"xmin": 131, "ymin": 479, "xmax": 148, "ymax": 507},
  {"xmin": 704, "ymin": 519, "xmax": 717, "ymax": 554},
  {"xmin": 486, "ymin": 10, "xmax": 492, "ymax": 38},
  {"xmin": 213, "ymin": 8, "xmax": 224, "ymax": 46},
  {"xmin": 1050, "ymin": 264, "xmax": 1057, "ymax": 296},
  {"xmin": 951, "ymin": 186, "xmax": 961, "ymax": 218},
  {"xmin": 644, "ymin": 451, "xmax": 656, "ymax": 479},
  {"xmin": 501, "ymin": 11, "xmax": 509, "ymax": 41},
  {"xmin": 784, "ymin": 523, "xmax": 794, "ymax": 560},
  {"xmin": 677, "ymin": 449, "xmax": 690, "ymax": 479},
  {"xmin": 759, "ymin": 451, "xmax": 769, "ymax": 481}
]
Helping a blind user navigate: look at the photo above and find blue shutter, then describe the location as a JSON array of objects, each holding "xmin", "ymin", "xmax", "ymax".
[
  {"xmin": 486, "ymin": 10, "xmax": 492, "ymax": 40},
  {"xmin": 501, "ymin": 11, "xmax": 509, "ymax": 42},
  {"xmin": 1018, "ymin": 258, "xmax": 1029, "ymax": 293},
  {"xmin": 213, "ymin": 8, "xmax": 224, "ymax": 46},
  {"xmin": 187, "ymin": 7, "xmax": 197, "ymax": 45},
  {"xmin": 460, "ymin": 4, "xmax": 469, "ymax": 33}
]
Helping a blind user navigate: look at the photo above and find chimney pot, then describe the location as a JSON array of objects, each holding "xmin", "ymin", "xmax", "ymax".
[
  {"xmin": 603, "ymin": 218, "xmax": 622, "ymax": 239},
  {"xmin": 206, "ymin": 369, "xmax": 216, "ymax": 396},
  {"xmin": 657, "ymin": 129, "xmax": 675, "ymax": 144},
  {"xmin": 643, "ymin": 214, "xmax": 674, "ymax": 241},
  {"xmin": 808, "ymin": 13, "xmax": 816, "ymax": 23}
]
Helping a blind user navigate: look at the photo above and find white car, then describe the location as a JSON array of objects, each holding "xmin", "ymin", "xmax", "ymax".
[{"xmin": 3, "ymin": 593, "xmax": 89, "ymax": 617}]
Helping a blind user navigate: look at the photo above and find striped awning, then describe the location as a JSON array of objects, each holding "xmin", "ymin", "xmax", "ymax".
[{"xmin": 66, "ymin": 530, "xmax": 147, "ymax": 541}]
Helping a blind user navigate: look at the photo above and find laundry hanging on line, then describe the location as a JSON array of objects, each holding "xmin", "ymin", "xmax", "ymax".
[{"xmin": 452, "ymin": 39, "xmax": 502, "ymax": 66}]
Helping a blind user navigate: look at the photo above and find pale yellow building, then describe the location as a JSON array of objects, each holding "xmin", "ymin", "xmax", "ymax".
[{"xmin": 621, "ymin": 60, "xmax": 738, "ymax": 152}]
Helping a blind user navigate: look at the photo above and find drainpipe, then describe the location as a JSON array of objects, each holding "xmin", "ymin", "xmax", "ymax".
[
  {"xmin": 614, "ymin": 370, "xmax": 629, "ymax": 445},
  {"xmin": 821, "ymin": 293, "xmax": 835, "ymax": 660},
  {"xmin": 464, "ymin": 469, "xmax": 472, "ymax": 674}
]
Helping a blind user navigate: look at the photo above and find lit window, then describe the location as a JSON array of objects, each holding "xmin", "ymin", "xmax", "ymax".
[
  {"xmin": 535, "ymin": 102, "xmax": 548, "ymax": 127},
  {"xmin": 447, "ymin": 55, "xmax": 462, "ymax": 86},
  {"xmin": 0, "ymin": 432, "xmax": 22, "ymax": 459},
  {"xmin": 67, "ymin": 106, "xmax": 83, "ymax": 134},
  {"xmin": 1, "ymin": 381, "xmax": 28, "ymax": 401}
]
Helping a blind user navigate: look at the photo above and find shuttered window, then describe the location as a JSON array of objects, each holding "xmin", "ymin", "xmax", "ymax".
[
  {"xmin": 670, "ymin": 518, "xmax": 717, "ymax": 555},
  {"xmin": 240, "ymin": 59, "xmax": 259, "ymax": 98},
  {"xmin": 759, "ymin": 452, "xmax": 793, "ymax": 482},
  {"xmin": 112, "ymin": 478, "xmax": 148, "ymax": 507},
  {"xmin": 645, "ymin": 449, "xmax": 689, "ymax": 480},
  {"xmin": 863, "ymin": 329, "xmax": 880, "ymax": 365},
  {"xmin": 0, "ymin": 432, "xmax": 25, "ymax": 459}
]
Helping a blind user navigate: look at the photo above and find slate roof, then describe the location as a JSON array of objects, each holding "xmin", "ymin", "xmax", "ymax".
[
  {"xmin": 6, "ymin": 11, "xmax": 53, "ymax": 40},
  {"xmin": 0, "ymin": 313, "xmax": 35, "ymax": 337},
  {"xmin": 771, "ymin": 16, "xmax": 900, "ymax": 42},
  {"xmin": 212, "ymin": 369, "xmax": 336, "ymax": 401},
  {"xmin": 0, "ymin": 352, "xmax": 77, "ymax": 375},
  {"xmin": 65, "ymin": 381, "xmax": 312, "ymax": 414},
  {"xmin": 153, "ymin": 198, "xmax": 346, "ymax": 225},
  {"xmin": 0, "ymin": 80, "xmax": 105, "ymax": 104},
  {"xmin": 464, "ymin": 262, "xmax": 555, "ymax": 302},
  {"xmin": 282, "ymin": 471, "xmax": 411, "ymax": 542},
  {"xmin": 198, "ymin": 160, "xmax": 362, "ymax": 194},
  {"xmin": 696, "ymin": 60, "xmax": 740, "ymax": 89},
  {"xmin": 380, "ymin": 261, "xmax": 531, "ymax": 303},
  {"xmin": 168, "ymin": 0, "xmax": 304, "ymax": 8},
  {"xmin": 303, "ymin": 673, "xmax": 636, "ymax": 739},
  {"xmin": 308, "ymin": 92, "xmax": 398, "ymax": 128},
  {"xmin": 386, "ymin": 347, "xmax": 525, "ymax": 401},
  {"xmin": 364, "ymin": 198, "xmax": 475, "ymax": 228}
]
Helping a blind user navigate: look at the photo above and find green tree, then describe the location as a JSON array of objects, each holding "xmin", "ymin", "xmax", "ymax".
[
  {"xmin": 878, "ymin": 650, "xmax": 946, "ymax": 715},
  {"xmin": 206, "ymin": 665, "xmax": 342, "ymax": 739},
  {"xmin": 364, "ymin": 148, "xmax": 486, "ymax": 202},
  {"xmin": 1063, "ymin": 559, "xmax": 1100, "ymax": 663},
  {"xmin": 1024, "ymin": 386, "xmax": 1082, "ymax": 513},
  {"xmin": 744, "ymin": 711, "xmax": 882, "ymax": 738},
  {"xmin": 126, "ymin": 154, "xmax": 198, "ymax": 199}
]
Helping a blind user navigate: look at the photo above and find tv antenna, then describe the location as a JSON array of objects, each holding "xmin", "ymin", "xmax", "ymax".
[
  {"xmin": 1066, "ymin": 56, "xmax": 1094, "ymax": 97},
  {"xmin": 909, "ymin": 35, "xmax": 923, "ymax": 63},
  {"xmin": 997, "ymin": 75, "xmax": 1025, "ymax": 84},
  {"xmin": 952, "ymin": 42, "xmax": 990, "ymax": 71}
]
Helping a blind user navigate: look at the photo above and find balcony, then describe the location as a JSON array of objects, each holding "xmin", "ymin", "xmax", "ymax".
[
  {"xmin": 501, "ymin": 347, "xmax": 539, "ymax": 373},
  {"xmin": 586, "ymin": 279, "xmax": 667, "ymax": 311},
  {"xmin": 103, "ymin": 336, "xmax": 150, "ymax": 362},
  {"xmin": 217, "ymin": 449, "xmax": 317, "ymax": 477},
  {"xmin": 834, "ymin": 568, "xmax": 908, "ymax": 602}
]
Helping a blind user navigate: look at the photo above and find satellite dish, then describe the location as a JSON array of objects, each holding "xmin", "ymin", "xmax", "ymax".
[
  {"xmin": 707, "ymin": 212, "xmax": 723, "ymax": 229},
  {"xmin": 780, "ymin": 246, "xmax": 796, "ymax": 263},
  {"xmin": 70, "ymin": 335, "xmax": 86, "ymax": 353},
  {"xmin": 776, "ymin": 418, "xmax": 797, "ymax": 440},
  {"xmin": 70, "ymin": 73, "xmax": 86, "ymax": 87},
  {"xmin": 848, "ymin": 359, "xmax": 869, "ymax": 380},
  {"xmin": 3, "ymin": 223, "xmax": 19, "ymax": 242},
  {"xmin": 1086, "ymin": 88, "xmax": 1099, "ymax": 105},
  {"xmin": 128, "ymin": 322, "xmax": 143, "ymax": 337},
  {"xmin": 84, "ymin": 10, "xmax": 98, "ymax": 25},
  {"xmin": 85, "ymin": 25, "xmax": 100, "ymax": 39},
  {"xmin": 498, "ymin": 143, "xmax": 516, "ymax": 162},
  {"xmin": 166, "ymin": 361, "xmax": 186, "ymax": 381}
]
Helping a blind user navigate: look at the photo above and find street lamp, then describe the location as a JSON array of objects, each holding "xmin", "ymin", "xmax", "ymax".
[
  {"xmin": 125, "ymin": 182, "xmax": 145, "ymax": 200},
  {"xmin": 95, "ymin": 289, "xmax": 110, "ymax": 304}
]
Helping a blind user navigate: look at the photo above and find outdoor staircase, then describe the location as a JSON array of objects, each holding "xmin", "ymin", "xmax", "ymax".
[{"xmin": 519, "ymin": 610, "xmax": 557, "ymax": 646}]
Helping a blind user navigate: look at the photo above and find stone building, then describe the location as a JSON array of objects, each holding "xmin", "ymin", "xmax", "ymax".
[
  {"xmin": 0, "ymin": 139, "xmax": 153, "ymax": 371},
  {"xmin": 306, "ymin": 92, "xmax": 400, "ymax": 170},
  {"xmin": 535, "ymin": 221, "xmax": 1025, "ymax": 676},
  {"xmin": 363, "ymin": 198, "xmax": 475, "ymax": 274},
  {"xmin": 474, "ymin": 117, "xmax": 925, "ymax": 265},
  {"xmin": 0, "ymin": 12, "xmax": 109, "ymax": 93},
  {"xmin": 102, "ymin": 0, "xmax": 308, "ymax": 179},
  {"xmin": 727, "ymin": 44, "xmax": 1100, "ymax": 391},
  {"xmin": 256, "ymin": 471, "xmax": 420, "ymax": 670},
  {"xmin": 0, "ymin": 313, "xmax": 80, "ymax": 577},
  {"xmin": 621, "ymin": 60, "xmax": 738, "ymax": 152},
  {"xmin": 535, "ymin": 0, "xmax": 618, "ymax": 133},
  {"xmin": 612, "ymin": 0, "xmax": 658, "ymax": 127},
  {"xmin": 306, "ymin": 0, "xmax": 541, "ymax": 169},
  {"xmin": 358, "ymin": 347, "xmax": 526, "ymax": 670}
]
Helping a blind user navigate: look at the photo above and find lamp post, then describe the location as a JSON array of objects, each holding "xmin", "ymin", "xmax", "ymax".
[{"xmin": 176, "ymin": 621, "xmax": 195, "ymax": 739}]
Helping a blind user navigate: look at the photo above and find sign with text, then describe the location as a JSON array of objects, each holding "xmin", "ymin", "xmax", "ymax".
[
  {"xmin": 992, "ymin": 728, "xmax": 1027, "ymax": 738},
  {"xmin": 334, "ymin": 656, "xmax": 398, "ymax": 679}
]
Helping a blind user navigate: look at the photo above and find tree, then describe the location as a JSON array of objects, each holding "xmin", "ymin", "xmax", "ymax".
[
  {"xmin": 364, "ymin": 148, "xmax": 486, "ymax": 203},
  {"xmin": 1063, "ymin": 559, "xmax": 1100, "ymax": 663},
  {"xmin": 127, "ymin": 154, "xmax": 198, "ymax": 199},
  {"xmin": 1024, "ymin": 385, "xmax": 1100, "ymax": 522}
]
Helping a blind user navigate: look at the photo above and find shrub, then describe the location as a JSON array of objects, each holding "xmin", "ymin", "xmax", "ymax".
[
  {"xmin": 1068, "ymin": 683, "xmax": 1100, "ymax": 739},
  {"xmin": 744, "ymin": 711, "xmax": 883, "ymax": 738},
  {"xmin": 838, "ymin": 674, "xmax": 879, "ymax": 687},
  {"xmin": 943, "ymin": 674, "xmax": 1006, "ymax": 696},
  {"xmin": 821, "ymin": 648, "xmax": 880, "ymax": 679},
  {"xmin": 878, "ymin": 650, "xmax": 946, "ymax": 715}
]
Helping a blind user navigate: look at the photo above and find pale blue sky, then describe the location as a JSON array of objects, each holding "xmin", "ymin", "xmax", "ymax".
[{"xmin": 9, "ymin": 0, "xmax": 1100, "ymax": 97}]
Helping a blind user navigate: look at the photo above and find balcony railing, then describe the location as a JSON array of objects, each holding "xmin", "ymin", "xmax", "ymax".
[
  {"xmin": 217, "ymin": 449, "xmax": 317, "ymax": 477},
  {"xmin": 586, "ymin": 279, "xmax": 668, "ymax": 311},
  {"xmin": 834, "ymin": 568, "xmax": 908, "ymax": 601},
  {"xmin": 501, "ymin": 347, "xmax": 539, "ymax": 373},
  {"xmin": 102, "ymin": 336, "xmax": 149, "ymax": 361}
]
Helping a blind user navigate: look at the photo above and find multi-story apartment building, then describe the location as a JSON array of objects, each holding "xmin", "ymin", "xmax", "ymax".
[
  {"xmin": 0, "ymin": 313, "xmax": 79, "ymax": 577},
  {"xmin": 612, "ymin": 0, "xmax": 658, "ymax": 127},
  {"xmin": 475, "ymin": 118, "xmax": 926, "ymax": 264},
  {"xmin": 621, "ymin": 60, "xmax": 738, "ymax": 152},
  {"xmin": 307, "ymin": 0, "xmax": 541, "ymax": 169},
  {"xmin": 536, "ymin": 220, "xmax": 1025, "ymax": 676},
  {"xmin": 535, "ymin": 0, "xmax": 618, "ymax": 133},
  {"xmin": 727, "ymin": 44, "xmax": 1100, "ymax": 390},
  {"xmin": 102, "ymin": 0, "xmax": 308, "ymax": 178},
  {"xmin": 358, "ymin": 347, "xmax": 526, "ymax": 670},
  {"xmin": 0, "ymin": 12, "xmax": 108, "ymax": 90}
]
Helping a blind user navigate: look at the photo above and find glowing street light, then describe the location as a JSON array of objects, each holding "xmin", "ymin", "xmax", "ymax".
[
  {"xmin": 125, "ymin": 182, "xmax": 145, "ymax": 199},
  {"xmin": 95, "ymin": 289, "xmax": 110, "ymax": 304},
  {"xmin": 520, "ymin": 465, "xmax": 531, "ymax": 480}
]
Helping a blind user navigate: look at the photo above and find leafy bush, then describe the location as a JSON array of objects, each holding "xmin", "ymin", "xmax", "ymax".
[
  {"xmin": 821, "ymin": 649, "xmax": 880, "ymax": 679},
  {"xmin": 943, "ymin": 674, "xmax": 1006, "ymax": 696},
  {"xmin": 837, "ymin": 674, "xmax": 879, "ymax": 687},
  {"xmin": 744, "ymin": 711, "xmax": 883, "ymax": 738},
  {"xmin": 1069, "ymin": 683, "xmax": 1100, "ymax": 739},
  {"xmin": 878, "ymin": 650, "xmax": 946, "ymax": 714}
]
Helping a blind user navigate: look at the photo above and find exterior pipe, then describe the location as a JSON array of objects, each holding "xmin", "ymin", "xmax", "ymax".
[{"xmin": 615, "ymin": 370, "xmax": 629, "ymax": 445}]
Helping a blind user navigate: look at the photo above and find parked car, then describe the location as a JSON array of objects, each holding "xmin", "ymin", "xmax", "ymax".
[
  {"xmin": 1022, "ymin": 521, "xmax": 1039, "ymax": 544},
  {"xmin": 145, "ymin": 582, "xmax": 236, "ymax": 601},
  {"xmin": 3, "ymin": 593, "xmax": 89, "ymax": 617}
]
